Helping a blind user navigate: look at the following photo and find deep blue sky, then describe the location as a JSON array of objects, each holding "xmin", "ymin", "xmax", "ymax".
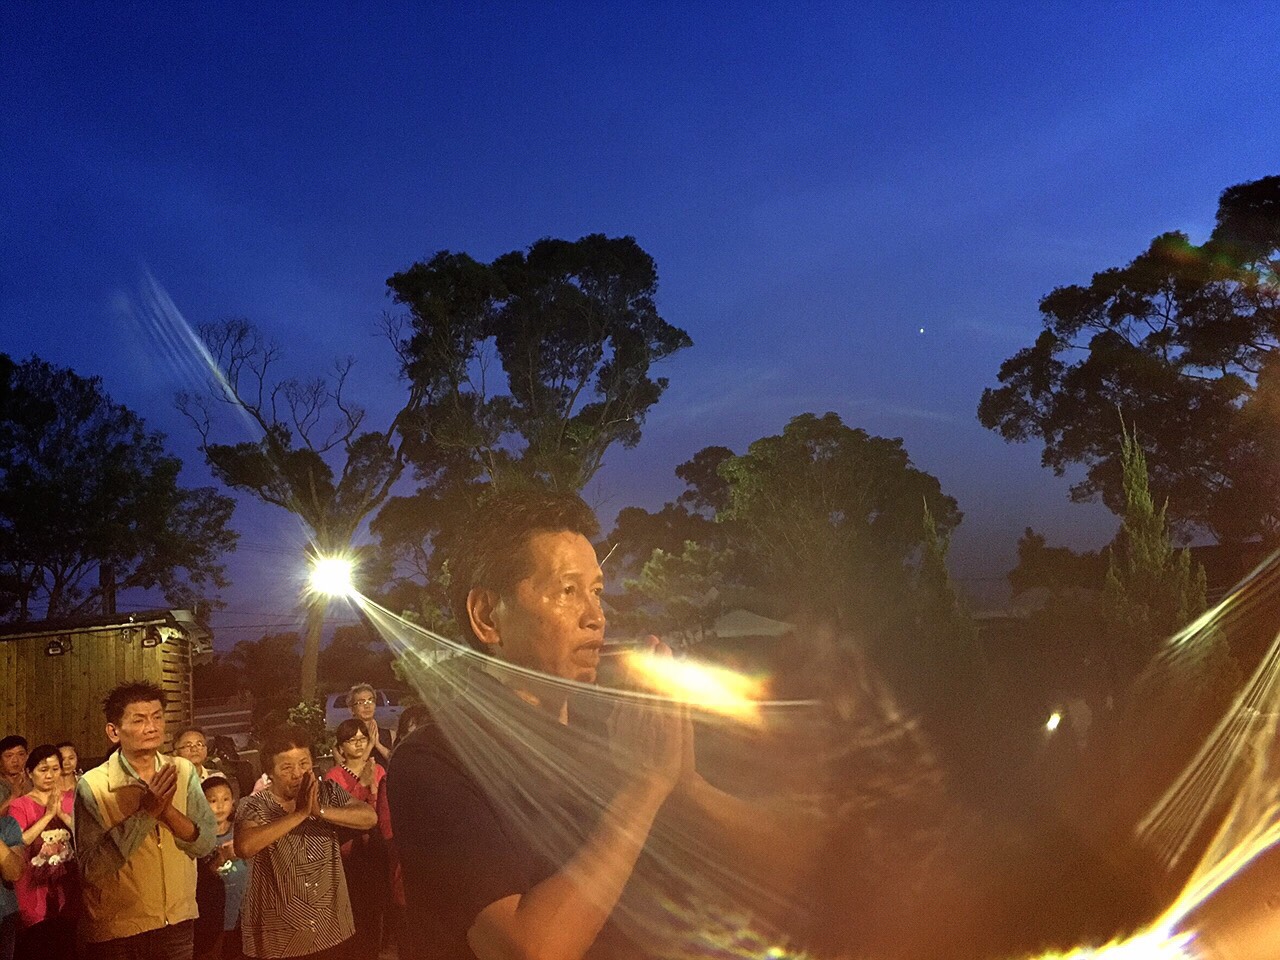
[{"xmin": 3, "ymin": 2, "xmax": 1278, "ymax": 647}]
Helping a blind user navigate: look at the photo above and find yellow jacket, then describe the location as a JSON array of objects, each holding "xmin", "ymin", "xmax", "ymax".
[{"xmin": 75, "ymin": 751, "xmax": 216, "ymax": 942}]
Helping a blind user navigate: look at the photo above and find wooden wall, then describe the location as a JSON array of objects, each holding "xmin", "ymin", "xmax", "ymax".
[{"xmin": 0, "ymin": 622, "xmax": 194, "ymax": 765}]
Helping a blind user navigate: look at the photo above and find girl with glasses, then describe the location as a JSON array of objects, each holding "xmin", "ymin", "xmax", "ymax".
[{"xmin": 324, "ymin": 719, "xmax": 392, "ymax": 952}]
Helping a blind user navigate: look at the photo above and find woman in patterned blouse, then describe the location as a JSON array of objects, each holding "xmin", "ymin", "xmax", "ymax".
[{"xmin": 234, "ymin": 725, "xmax": 376, "ymax": 960}]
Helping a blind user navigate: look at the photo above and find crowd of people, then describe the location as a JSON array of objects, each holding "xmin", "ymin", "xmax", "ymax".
[{"xmin": 0, "ymin": 679, "xmax": 431, "ymax": 960}]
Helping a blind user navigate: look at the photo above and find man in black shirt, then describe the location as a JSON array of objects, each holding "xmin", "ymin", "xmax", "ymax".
[
  {"xmin": 391, "ymin": 491, "xmax": 817, "ymax": 960},
  {"xmin": 390, "ymin": 491, "xmax": 688, "ymax": 960}
]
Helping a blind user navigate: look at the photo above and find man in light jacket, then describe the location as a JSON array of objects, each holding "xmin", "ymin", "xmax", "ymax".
[{"xmin": 76, "ymin": 681, "xmax": 216, "ymax": 960}]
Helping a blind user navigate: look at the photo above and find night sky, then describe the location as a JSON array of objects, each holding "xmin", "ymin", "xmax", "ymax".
[{"xmin": 4, "ymin": 2, "xmax": 1278, "ymax": 647}]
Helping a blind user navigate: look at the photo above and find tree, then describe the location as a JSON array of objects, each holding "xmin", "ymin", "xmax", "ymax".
[
  {"xmin": 225, "ymin": 631, "xmax": 303, "ymax": 720},
  {"xmin": 622, "ymin": 540, "xmax": 732, "ymax": 646},
  {"xmin": 178, "ymin": 319, "xmax": 415, "ymax": 702},
  {"xmin": 978, "ymin": 175, "xmax": 1280, "ymax": 543},
  {"xmin": 0, "ymin": 354, "xmax": 236, "ymax": 620},
  {"xmin": 1096, "ymin": 427, "xmax": 1240, "ymax": 829},
  {"xmin": 1102, "ymin": 424, "xmax": 1209, "ymax": 692},
  {"xmin": 317, "ymin": 623, "xmax": 396, "ymax": 691},
  {"xmin": 602, "ymin": 446, "xmax": 734, "ymax": 576},
  {"xmin": 1007, "ymin": 528, "xmax": 1106, "ymax": 597},
  {"xmin": 375, "ymin": 234, "xmax": 692, "ymax": 600},
  {"xmin": 717, "ymin": 412, "xmax": 962, "ymax": 632}
]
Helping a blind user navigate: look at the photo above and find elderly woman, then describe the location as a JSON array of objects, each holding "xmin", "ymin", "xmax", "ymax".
[
  {"xmin": 324, "ymin": 718, "xmax": 392, "ymax": 951},
  {"xmin": 8, "ymin": 744, "xmax": 78, "ymax": 958}
]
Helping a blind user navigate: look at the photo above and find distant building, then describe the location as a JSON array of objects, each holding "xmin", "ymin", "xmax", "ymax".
[{"xmin": 0, "ymin": 609, "xmax": 211, "ymax": 762}]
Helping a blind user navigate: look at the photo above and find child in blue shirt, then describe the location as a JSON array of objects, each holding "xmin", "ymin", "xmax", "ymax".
[{"xmin": 195, "ymin": 776, "xmax": 249, "ymax": 959}]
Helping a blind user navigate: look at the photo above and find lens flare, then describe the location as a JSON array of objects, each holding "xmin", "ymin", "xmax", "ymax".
[
  {"xmin": 1030, "ymin": 928, "xmax": 1197, "ymax": 960},
  {"xmin": 620, "ymin": 649, "xmax": 769, "ymax": 726}
]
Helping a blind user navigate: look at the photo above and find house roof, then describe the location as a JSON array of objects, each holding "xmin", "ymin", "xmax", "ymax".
[
  {"xmin": 0, "ymin": 609, "xmax": 212, "ymax": 655},
  {"xmin": 711, "ymin": 608, "xmax": 794, "ymax": 638}
]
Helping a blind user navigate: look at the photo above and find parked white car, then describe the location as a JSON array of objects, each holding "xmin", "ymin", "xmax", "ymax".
[{"xmin": 324, "ymin": 689, "xmax": 406, "ymax": 732}]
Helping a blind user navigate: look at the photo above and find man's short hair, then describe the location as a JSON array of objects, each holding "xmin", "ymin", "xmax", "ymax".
[
  {"xmin": 348, "ymin": 682, "xmax": 375, "ymax": 703},
  {"xmin": 259, "ymin": 724, "xmax": 313, "ymax": 772},
  {"xmin": 396, "ymin": 703, "xmax": 430, "ymax": 742},
  {"xmin": 102, "ymin": 681, "xmax": 166, "ymax": 725},
  {"xmin": 448, "ymin": 490, "xmax": 600, "ymax": 651},
  {"xmin": 0, "ymin": 735, "xmax": 28, "ymax": 755},
  {"xmin": 174, "ymin": 725, "xmax": 205, "ymax": 742}
]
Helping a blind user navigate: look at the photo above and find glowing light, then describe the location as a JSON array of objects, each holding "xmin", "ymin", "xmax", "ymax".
[
  {"xmin": 1031, "ymin": 927, "xmax": 1196, "ymax": 959},
  {"xmin": 309, "ymin": 554, "xmax": 356, "ymax": 598},
  {"xmin": 620, "ymin": 651, "xmax": 767, "ymax": 725},
  {"xmin": 1046, "ymin": 710, "xmax": 1062, "ymax": 733}
]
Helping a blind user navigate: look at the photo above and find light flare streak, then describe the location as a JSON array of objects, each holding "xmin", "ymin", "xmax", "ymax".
[{"xmin": 619, "ymin": 649, "xmax": 769, "ymax": 726}]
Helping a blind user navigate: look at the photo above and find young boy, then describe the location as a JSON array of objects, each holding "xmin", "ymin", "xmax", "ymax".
[{"xmin": 195, "ymin": 776, "xmax": 249, "ymax": 959}]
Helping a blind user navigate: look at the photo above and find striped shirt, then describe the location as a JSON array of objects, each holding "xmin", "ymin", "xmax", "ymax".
[{"xmin": 236, "ymin": 780, "xmax": 356, "ymax": 958}]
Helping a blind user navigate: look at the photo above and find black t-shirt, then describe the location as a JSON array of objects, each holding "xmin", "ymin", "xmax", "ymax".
[{"xmin": 389, "ymin": 665, "xmax": 606, "ymax": 960}]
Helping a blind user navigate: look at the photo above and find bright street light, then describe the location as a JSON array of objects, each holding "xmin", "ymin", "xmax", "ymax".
[{"xmin": 309, "ymin": 554, "xmax": 356, "ymax": 598}]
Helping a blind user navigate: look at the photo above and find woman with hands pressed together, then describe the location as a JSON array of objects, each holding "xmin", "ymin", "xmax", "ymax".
[
  {"xmin": 8, "ymin": 744, "xmax": 78, "ymax": 958},
  {"xmin": 235, "ymin": 724, "xmax": 376, "ymax": 960}
]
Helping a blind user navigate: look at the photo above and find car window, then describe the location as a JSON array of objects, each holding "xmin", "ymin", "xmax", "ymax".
[
  {"xmin": 333, "ymin": 694, "xmax": 347, "ymax": 709},
  {"xmin": 383, "ymin": 691, "xmax": 399, "ymax": 705}
]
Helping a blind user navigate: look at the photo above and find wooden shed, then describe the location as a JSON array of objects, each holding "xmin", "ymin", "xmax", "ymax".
[{"xmin": 0, "ymin": 609, "xmax": 211, "ymax": 764}]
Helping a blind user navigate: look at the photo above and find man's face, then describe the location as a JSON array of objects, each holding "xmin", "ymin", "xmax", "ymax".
[
  {"xmin": 492, "ymin": 531, "xmax": 606, "ymax": 683},
  {"xmin": 269, "ymin": 746, "xmax": 313, "ymax": 801},
  {"xmin": 174, "ymin": 731, "xmax": 208, "ymax": 768},
  {"xmin": 349, "ymin": 689, "xmax": 376, "ymax": 723},
  {"xmin": 107, "ymin": 699, "xmax": 165, "ymax": 755},
  {"xmin": 1, "ymin": 745, "xmax": 27, "ymax": 778}
]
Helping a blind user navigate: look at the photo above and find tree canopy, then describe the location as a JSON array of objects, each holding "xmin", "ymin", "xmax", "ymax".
[
  {"xmin": 374, "ymin": 233, "xmax": 691, "ymax": 605},
  {"xmin": 718, "ymin": 412, "xmax": 962, "ymax": 631},
  {"xmin": 978, "ymin": 175, "xmax": 1280, "ymax": 543},
  {"xmin": 386, "ymin": 233, "xmax": 691, "ymax": 495},
  {"xmin": 0, "ymin": 354, "xmax": 237, "ymax": 620}
]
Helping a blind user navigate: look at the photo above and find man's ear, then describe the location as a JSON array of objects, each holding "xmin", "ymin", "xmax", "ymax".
[
  {"xmin": 467, "ymin": 587, "xmax": 504, "ymax": 649},
  {"xmin": 105, "ymin": 723, "xmax": 121, "ymax": 746}
]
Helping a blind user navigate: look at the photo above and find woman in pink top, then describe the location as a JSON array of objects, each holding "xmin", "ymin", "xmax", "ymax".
[
  {"xmin": 8, "ymin": 744, "xmax": 78, "ymax": 958},
  {"xmin": 324, "ymin": 718, "xmax": 392, "ymax": 951}
]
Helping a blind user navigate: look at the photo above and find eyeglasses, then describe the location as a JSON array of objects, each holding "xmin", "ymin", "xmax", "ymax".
[
  {"xmin": 177, "ymin": 741, "xmax": 206, "ymax": 749},
  {"xmin": 352, "ymin": 698, "xmax": 376, "ymax": 706},
  {"xmin": 343, "ymin": 735, "xmax": 370, "ymax": 745}
]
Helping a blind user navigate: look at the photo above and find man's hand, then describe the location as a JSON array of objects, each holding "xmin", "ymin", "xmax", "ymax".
[
  {"xmin": 609, "ymin": 640, "xmax": 685, "ymax": 796},
  {"xmin": 140, "ymin": 764, "xmax": 178, "ymax": 818},
  {"xmin": 365, "ymin": 719, "xmax": 391, "ymax": 760}
]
